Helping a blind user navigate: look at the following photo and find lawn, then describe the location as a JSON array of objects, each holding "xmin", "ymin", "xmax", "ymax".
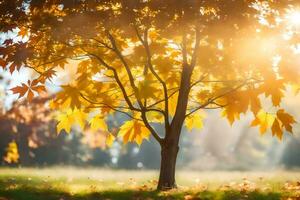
[{"xmin": 0, "ymin": 167, "xmax": 299, "ymax": 200}]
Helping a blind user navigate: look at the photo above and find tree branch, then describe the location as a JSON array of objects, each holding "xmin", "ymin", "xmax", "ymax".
[
  {"xmin": 185, "ymin": 80, "xmax": 253, "ymax": 118},
  {"xmin": 83, "ymin": 51, "xmax": 138, "ymax": 112},
  {"xmin": 134, "ymin": 25, "xmax": 170, "ymax": 130},
  {"xmin": 106, "ymin": 30, "xmax": 164, "ymax": 143},
  {"xmin": 79, "ymin": 93, "xmax": 142, "ymax": 121}
]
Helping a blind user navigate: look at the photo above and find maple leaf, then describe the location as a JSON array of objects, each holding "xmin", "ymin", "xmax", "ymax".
[
  {"xmin": 39, "ymin": 69, "xmax": 57, "ymax": 83},
  {"xmin": 276, "ymin": 109, "xmax": 296, "ymax": 133},
  {"xmin": 10, "ymin": 79, "xmax": 46, "ymax": 101},
  {"xmin": 185, "ymin": 112, "xmax": 205, "ymax": 131},
  {"xmin": 56, "ymin": 110, "xmax": 75, "ymax": 134},
  {"xmin": 31, "ymin": 85, "xmax": 46, "ymax": 94},
  {"xmin": 27, "ymin": 89, "xmax": 34, "ymax": 102},
  {"xmin": 118, "ymin": 120, "xmax": 150, "ymax": 146},
  {"xmin": 55, "ymin": 85, "xmax": 82, "ymax": 109},
  {"xmin": 30, "ymin": 79, "xmax": 46, "ymax": 95},
  {"xmin": 260, "ymin": 76, "xmax": 285, "ymax": 107},
  {"xmin": 251, "ymin": 110, "xmax": 275, "ymax": 134},
  {"xmin": 138, "ymin": 77, "xmax": 159, "ymax": 99},
  {"xmin": 146, "ymin": 111, "xmax": 164, "ymax": 123},
  {"xmin": 271, "ymin": 119, "xmax": 282, "ymax": 139},
  {"xmin": 89, "ymin": 116, "xmax": 108, "ymax": 131},
  {"xmin": 106, "ymin": 133, "xmax": 115, "ymax": 147},
  {"xmin": 73, "ymin": 109, "xmax": 88, "ymax": 130},
  {"xmin": 220, "ymin": 91, "xmax": 251, "ymax": 125},
  {"xmin": 56, "ymin": 109, "xmax": 88, "ymax": 134},
  {"xmin": 11, "ymin": 83, "xmax": 29, "ymax": 98}
]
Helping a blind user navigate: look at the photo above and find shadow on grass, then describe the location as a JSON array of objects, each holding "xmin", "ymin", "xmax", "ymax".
[
  {"xmin": 0, "ymin": 178, "xmax": 283, "ymax": 200},
  {"xmin": 0, "ymin": 188, "xmax": 283, "ymax": 200}
]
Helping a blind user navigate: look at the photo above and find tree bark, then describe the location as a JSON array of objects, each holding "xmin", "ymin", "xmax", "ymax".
[
  {"xmin": 157, "ymin": 134, "xmax": 180, "ymax": 190},
  {"xmin": 156, "ymin": 33, "xmax": 197, "ymax": 189}
]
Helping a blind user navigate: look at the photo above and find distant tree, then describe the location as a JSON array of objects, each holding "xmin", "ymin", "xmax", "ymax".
[
  {"xmin": 1, "ymin": 0, "xmax": 299, "ymax": 189},
  {"xmin": 0, "ymin": 96, "xmax": 110, "ymax": 166},
  {"xmin": 0, "ymin": 97, "xmax": 52, "ymax": 165}
]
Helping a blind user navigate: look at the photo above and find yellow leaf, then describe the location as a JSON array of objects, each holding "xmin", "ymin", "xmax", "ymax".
[
  {"xmin": 56, "ymin": 109, "xmax": 75, "ymax": 134},
  {"xmin": 56, "ymin": 108, "xmax": 87, "ymax": 134},
  {"xmin": 185, "ymin": 112, "xmax": 206, "ymax": 131},
  {"xmin": 106, "ymin": 134, "xmax": 115, "ymax": 147},
  {"xmin": 73, "ymin": 109, "xmax": 88, "ymax": 129},
  {"xmin": 260, "ymin": 77, "xmax": 284, "ymax": 107},
  {"xmin": 118, "ymin": 120, "xmax": 150, "ymax": 146},
  {"xmin": 138, "ymin": 78, "xmax": 159, "ymax": 99},
  {"xmin": 222, "ymin": 108, "xmax": 240, "ymax": 125},
  {"xmin": 251, "ymin": 110, "xmax": 275, "ymax": 134},
  {"xmin": 90, "ymin": 116, "xmax": 108, "ymax": 131},
  {"xmin": 146, "ymin": 111, "xmax": 164, "ymax": 123}
]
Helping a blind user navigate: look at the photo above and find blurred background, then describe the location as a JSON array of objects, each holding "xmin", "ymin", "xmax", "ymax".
[{"xmin": 0, "ymin": 67, "xmax": 300, "ymax": 171}]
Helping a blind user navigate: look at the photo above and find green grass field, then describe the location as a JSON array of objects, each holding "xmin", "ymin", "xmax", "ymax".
[{"xmin": 0, "ymin": 167, "xmax": 299, "ymax": 200}]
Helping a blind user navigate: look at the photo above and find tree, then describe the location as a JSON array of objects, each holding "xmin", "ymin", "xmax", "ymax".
[
  {"xmin": 1, "ymin": 0, "xmax": 299, "ymax": 190},
  {"xmin": 0, "ymin": 96, "xmax": 52, "ymax": 165}
]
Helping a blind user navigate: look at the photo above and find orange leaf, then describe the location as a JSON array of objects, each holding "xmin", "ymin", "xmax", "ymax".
[
  {"xmin": 0, "ymin": 58, "xmax": 6, "ymax": 69},
  {"xmin": 271, "ymin": 119, "xmax": 282, "ymax": 140},
  {"xmin": 27, "ymin": 89, "xmax": 34, "ymax": 102},
  {"xmin": 276, "ymin": 109, "xmax": 296, "ymax": 133},
  {"xmin": 31, "ymin": 85, "xmax": 46, "ymax": 94},
  {"xmin": 11, "ymin": 83, "xmax": 29, "ymax": 98}
]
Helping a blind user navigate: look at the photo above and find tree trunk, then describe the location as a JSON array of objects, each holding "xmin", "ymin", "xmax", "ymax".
[
  {"xmin": 156, "ymin": 57, "xmax": 194, "ymax": 190},
  {"xmin": 157, "ymin": 139, "xmax": 179, "ymax": 190}
]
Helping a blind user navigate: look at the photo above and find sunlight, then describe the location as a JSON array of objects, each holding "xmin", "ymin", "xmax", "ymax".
[{"xmin": 285, "ymin": 9, "xmax": 300, "ymax": 27}]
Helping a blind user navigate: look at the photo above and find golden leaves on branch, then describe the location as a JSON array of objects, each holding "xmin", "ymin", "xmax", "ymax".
[
  {"xmin": 90, "ymin": 116, "xmax": 108, "ymax": 131},
  {"xmin": 118, "ymin": 120, "xmax": 150, "ymax": 146},
  {"xmin": 56, "ymin": 109, "xmax": 116, "ymax": 147},
  {"xmin": 145, "ymin": 111, "xmax": 164, "ymax": 123},
  {"xmin": 259, "ymin": 76, "xmax": 285, "ymax": 107},
  {"xmin": 251, "ymin": 110, "xmax": 275, "ymax": 134},
  {"xmin": 89, "ymin": 115, "xmax": 116, "ymax": 147},
  {"xmin": 251, "ymin": 109, "xmax": 296, "ymax": 140},
  {"xmin": 274, "ymin": 109, "xmax": 296, "ymax": 139},
  {"xmin": 185, "ymin": 111, "xmax": 206, "ymax": 131},
  {"xmin": 219, "ymin": 82, "xmax": 296, "ymax": 140},
  {"xmin": 50, "ymin": 84, "xmax": 84, "ymax": 110},
  {"xmin": 56, "ymin": 108, "xmax": 87, "ymax": 134},
  {"xmin": 221, "ymin": 89, "xmax": 261, "ymax": 125},
  {"xmin": 137, "ymin": 79, "xmax": 159, "ymax": 100}
]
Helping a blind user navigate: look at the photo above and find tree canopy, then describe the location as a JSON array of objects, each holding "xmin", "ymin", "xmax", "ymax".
[{"xmin": 1, "ymin": 0, "xmax": 299, "ymax": 147}]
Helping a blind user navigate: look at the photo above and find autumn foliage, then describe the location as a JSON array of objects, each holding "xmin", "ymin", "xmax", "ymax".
[{"xmin": 1, "ymin": 0, "xmax": 299, "ymax": 189}]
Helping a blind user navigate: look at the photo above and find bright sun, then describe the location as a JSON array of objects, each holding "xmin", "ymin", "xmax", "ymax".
[{"xmin": 286, "ymin": 9, "xmax": 300, "ymax": 26}]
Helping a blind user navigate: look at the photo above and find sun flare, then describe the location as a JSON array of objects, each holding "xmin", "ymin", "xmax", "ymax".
[{"xmin": 286, "ymin": 9, "xmax": 300, "ymax": 26}]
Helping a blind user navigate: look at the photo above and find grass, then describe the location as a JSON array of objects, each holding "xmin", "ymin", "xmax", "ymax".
[{"xmin": 0, "ymin": 167, "xmax": 299, "ymax": 200}]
